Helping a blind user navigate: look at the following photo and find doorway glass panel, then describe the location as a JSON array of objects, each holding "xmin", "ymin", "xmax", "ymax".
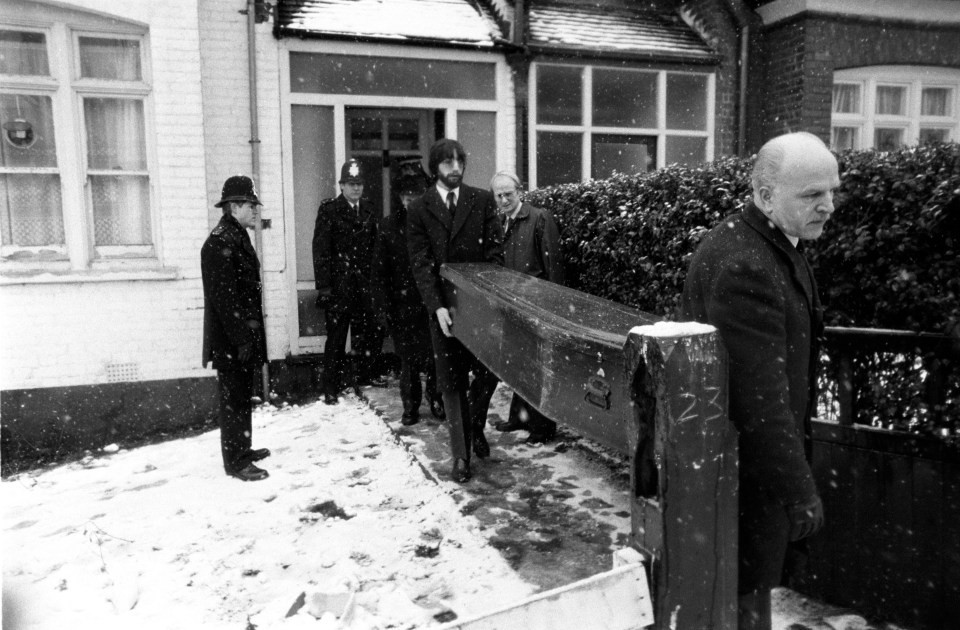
[
  {"xmin": 457, "ymin": 111, "xmax": 496, "ymax": 190},
  {"xmin": 346, "ymin": 107, "xmax": 435, "ymax": 216},
  {"xmin": 292, "ymin": 104, "xmax": 336, "ymax": 338}
]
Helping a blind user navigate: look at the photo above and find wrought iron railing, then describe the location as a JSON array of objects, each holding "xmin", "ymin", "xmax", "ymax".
[{"xmin": 817, "ymin": 327, "xmax": 960, "ymax": 439}]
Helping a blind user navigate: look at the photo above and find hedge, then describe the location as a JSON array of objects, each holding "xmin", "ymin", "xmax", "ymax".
[{"xmin": 525, "ymin": 142, "xmax": 960, "ymax": 436}]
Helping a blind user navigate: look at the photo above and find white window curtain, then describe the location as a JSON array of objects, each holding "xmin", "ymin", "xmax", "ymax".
[
  {"xmin": 832, "ymin": 84, "xmax": 859, "ymax": 114},
  {"xmin": 80, "ymin": 39, "xmax": 149, "ymax": 247},
  {"xmin": 84, "ymin": 98, "xmax": 149, "ymax": 246},
  {"xmin": 875, "ymin": 86, "xmax": 905, "ymax": 115}
]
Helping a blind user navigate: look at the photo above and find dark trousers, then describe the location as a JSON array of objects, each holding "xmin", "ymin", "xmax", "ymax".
[
  {"xmin": 442, "ymin": 389, "xmax": 471, "ymax": 460},
  {"xmin": 737, "ymin": 484, "xmax": 810, "ymax": 630},
  {"xmin": 467, "ymin": 363, "xmax": 499, "ymax": 430},
  {"xmin": 217, "ymin": 367, "xmax": 256, "ymax": 473},
  {"xmin": 508, "ymin": 393, "xmax": 557, "ymax": 435},
  {"xmin": 467, "ymin": 366, "xmax": 557, "ymax": 435},
  {"xmin": 323, "ymin": 306, "xmax": 383, "ymax": 396},
  {"xmin": 398, "ymin": 351, "xmax": 438, "ymax": 416}
]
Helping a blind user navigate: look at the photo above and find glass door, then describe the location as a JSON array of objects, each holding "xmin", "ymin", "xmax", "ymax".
[{"xmin": 345, "ymin": 108, "xmax": 436, "ymax": 216}]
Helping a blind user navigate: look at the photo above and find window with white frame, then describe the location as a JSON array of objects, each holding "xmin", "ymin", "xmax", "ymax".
[
  {"xmin": 831, "ymin": 66, "xmax": 960, "ymax": 151},
  {"xmin": 0, "ymin": 6, "xmax": 153, "ymax": 269},
  {"xmin": 530, "ymin": 63, "xmax": 714, "ymax": 188}
]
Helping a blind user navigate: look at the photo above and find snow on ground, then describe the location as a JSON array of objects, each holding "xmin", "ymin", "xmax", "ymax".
[
  {"xmin": 2, "ymin": 396, "xmax": 532, "ymax": 630},
  {"xmin": 3, "ymin": 384, "xmax": 910, "ymax": 630}
]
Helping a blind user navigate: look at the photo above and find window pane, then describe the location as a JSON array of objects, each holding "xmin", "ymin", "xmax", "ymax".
[
  {"xmin": 876, "ymin": 86, "xmax": 905, "ymax": 115},
  {"xmin": 1, "ymin": 173, "xmax": 64, "ymax": 246},
  {"xmin": 289, "ymin": 53, "xmax": 495, "ymax": 99},
  {"xmin": 387, "ymin": 118, "xmax": 419, "ymax": 151},
  {"xmin": 0, "ymin": 30, "xmax": 49, "ymax": 76},
  {"xmin": 920, "ymin": 128, "xmax": 949, "ymax": 144},
  {"xmin": 666, "ymin": 74, "xmax": 707, "ymax": 130},
  {"xmin": 298, "ymin": 289, "xmax": 327, "ymax": 337},
  {"xmin": 831, "ymin": 127, "xmax": 858, "ymax": 150},
  {"xmin": 350, "ymin": 116, "xmax": 382, "ymax": 151},
  {"xmin": 84, "ymin": 98, "xmax": 146, "ymax": 170},
  {"xmin": 665, "ymin": 136, "xmax": 706, "ymax": 167},
  {"xmin": 537, "ymin": 132, "xmax": 581, "ymax": 186},
  {"xmin": 537, "ymin": 66, "xmax": 582, "ymax": 125},
  {"xmin": 458, "ymin": 111, "xmax": 496, "ymax": 190},
  {"xmin": 90, "ymin": 175, "xmax": 150, "ymax": 245},
  {"xmin": 592, "ymin": 134, "xmax": 655, "ymax": 179},
  {"xmin": 79, "ymin": 37, "xmax": 141, "ymax": 81},
  {"xmin": 593, "ymin": 69, "xmax": 657, "ymax": 128},
  {"xmin": 874, "ymin": 128, "xmax": 904, "ymax": 151},
  {"xmin": 921, "ymin": 88, "xmax": 950, "ymax": 116},
  {"xmin": 1, "ymin": 94, "xmax": 57, "ymax": 167},
  {"xmin": 832, "ymin": 84, "xmax": 860, "ymax": 114}
]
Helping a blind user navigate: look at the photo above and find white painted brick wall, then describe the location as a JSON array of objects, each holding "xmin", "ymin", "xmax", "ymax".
[
  {"xmin": 199, "ymin": 0, "xmax": 290, "ymax": 363},
  {"xmin": 0, "ymin": 0, "xmax": 215, "ymax": 391}
]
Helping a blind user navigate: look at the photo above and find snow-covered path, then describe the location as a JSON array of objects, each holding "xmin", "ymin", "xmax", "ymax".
[{"xmin": 3, "ymin": 396, "xmax": 532, "ymax": 629}]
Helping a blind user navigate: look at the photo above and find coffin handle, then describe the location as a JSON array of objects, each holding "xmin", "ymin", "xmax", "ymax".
[{"xmin": 584, "ymin": 375, "xmax": 612, "ymax": 410}]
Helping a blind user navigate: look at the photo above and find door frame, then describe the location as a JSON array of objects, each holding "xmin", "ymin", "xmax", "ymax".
[{"xmin": 279, "ymin": 40, "xmax": 512, "ymax": 356}]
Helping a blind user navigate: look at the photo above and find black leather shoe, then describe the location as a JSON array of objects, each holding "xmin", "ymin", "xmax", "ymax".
[
  {"xmin": 494, "ymin": 418, "xmax": 526, "ymax": 432},
  {"xmin": 473, "ymin": 431, "xmax": 490, "ymax": 458},
  {"xmin": 401, "ymin": 412, "xmax": 420, "ymax": 426},
  {"xmin": 428, "ymin": 394, "xmax": 446, "ymax": 421},
  {"xmin": 451, "ymin": 458, "xmax": 472, "ymax": 483},
  {"xmin": 323, "ymin": 393, "xmax": 338, "ymax": 405},
  {"xmin": 228, "ymin": 463, "xmax": 269, "ymax": 482},
  {"xmin": 245, "ymin": 448, "xmax": 271, "ymax": 462}
]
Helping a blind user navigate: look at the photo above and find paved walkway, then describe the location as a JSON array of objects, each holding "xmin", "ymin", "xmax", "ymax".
[{"xmin": 361, "ymin": 380, "xmax": 911, "ymax": 630}]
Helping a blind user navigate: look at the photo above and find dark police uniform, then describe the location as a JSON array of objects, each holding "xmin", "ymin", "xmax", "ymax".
[
  {"xmin": 201, "ymin": 175, "xmax": 269, "ymax": 481},
  {"xmin": 312, "ymin": 160, "xmax": 383, "ymax": 401}
]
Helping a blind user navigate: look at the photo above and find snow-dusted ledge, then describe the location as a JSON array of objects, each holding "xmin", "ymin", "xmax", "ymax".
[
  {"xmin": 0, "ymin": 267, "xmax": 180, "ymax": 285},
  {"xmin": 630, "ymin": 320, "xmax": 716, "ymax": 338}
]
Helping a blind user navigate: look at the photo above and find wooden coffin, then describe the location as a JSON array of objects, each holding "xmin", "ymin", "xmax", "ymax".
[
  {"xmin": 441, "ymin": 262, "xmax": 656, "ymax": 452},
  {"xmin": 442, "ymin": 263, "xmax": 738, "ymax": 630}
]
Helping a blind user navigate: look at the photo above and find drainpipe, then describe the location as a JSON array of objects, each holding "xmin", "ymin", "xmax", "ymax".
[
  {"xmin": 723, "ymin": 0, "xmax": 751, "ymax": 156},
  {"xmin": 246, "ymin": 0, "xmax": 270, "ymax": 398}
]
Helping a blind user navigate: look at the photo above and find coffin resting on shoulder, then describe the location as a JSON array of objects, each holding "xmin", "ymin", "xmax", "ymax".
[{"xmin": 440, "ymin": 263, "xmax": 656, "ymax": 454}]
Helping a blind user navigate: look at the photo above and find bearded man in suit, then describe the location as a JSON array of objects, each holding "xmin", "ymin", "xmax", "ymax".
[
  {"xmin": 407, "ymin": 139, "xmax": 504, "ymax": 483},
  {"xmin": 680, "ymin": 131, "xmax": 839, "ymax": 630}
]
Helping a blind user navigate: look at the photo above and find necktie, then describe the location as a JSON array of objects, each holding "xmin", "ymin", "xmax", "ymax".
[{"xmin": 446, "ymin": 191, "xmax": 456, "ymax": 216}]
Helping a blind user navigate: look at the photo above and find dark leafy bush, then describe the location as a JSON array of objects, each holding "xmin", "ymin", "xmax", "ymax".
[{"xmin": 526, "ymin": 143, "xmax": 960, "ymax": 438}]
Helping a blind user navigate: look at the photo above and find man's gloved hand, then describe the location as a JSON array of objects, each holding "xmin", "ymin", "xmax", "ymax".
[
  {"xmin": 237, "ymin": 343, "xmax": 253, "ymax": 363},
  {"xmin": 786, "ymin": 494, "xmax": 824, "ymax": 541}
]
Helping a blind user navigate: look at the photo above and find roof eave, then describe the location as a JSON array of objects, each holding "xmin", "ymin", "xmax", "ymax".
[
  {"xmin": 274, "ymin": 26, "xmax": 518, "ymax": 52},
  {"xmin": 526, "ymin": 43, "xmax": 720, "ymax": 65}
]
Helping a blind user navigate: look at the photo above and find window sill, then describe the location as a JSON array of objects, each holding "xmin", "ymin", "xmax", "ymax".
[{"xmin": 0, "ymin": 266, "xmax": 180, "ymax": 285}]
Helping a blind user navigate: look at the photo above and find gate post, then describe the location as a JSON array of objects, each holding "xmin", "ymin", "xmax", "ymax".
[{"xmin": 624, "ymin": 323, "xmax": 738, "ymax": 629}]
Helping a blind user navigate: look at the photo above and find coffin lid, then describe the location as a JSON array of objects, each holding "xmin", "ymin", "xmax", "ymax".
[{"xmin": 442, "ymin": 263, "xmax": 658, "ymax": 350}]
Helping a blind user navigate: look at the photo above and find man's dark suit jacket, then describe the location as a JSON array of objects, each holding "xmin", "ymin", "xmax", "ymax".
[
  {"xmin": 407, "ymin": 183, "xmax": 503, "ymax": 390},
  {"xmin": 680, "ymin": 201, "xmax": 822, "ymax": 507}
]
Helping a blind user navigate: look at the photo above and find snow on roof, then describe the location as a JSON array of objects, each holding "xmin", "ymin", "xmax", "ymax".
[
  {"xmin": 527, "ymin": 0, "xmax": 716, "ymax": 61},
  {"xmin": 631, "ymin": 320, "xmax": 716, "ymax": 338},
  {"xmin": 276, "ymin": 0, "xmax": 504, "ymax": 46}
]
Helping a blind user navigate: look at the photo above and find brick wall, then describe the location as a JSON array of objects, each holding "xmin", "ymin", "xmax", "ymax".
[
  {"xmin": 679, "ymin": 0, "xmax": 744, "ymax": 158},
  {"xmin": 751, "ymin": 14, "xmax": 960, "ymax": 150},
  {"xmin": 0, "ymin": 0, "xmax": 213, "ymax": 393}
]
